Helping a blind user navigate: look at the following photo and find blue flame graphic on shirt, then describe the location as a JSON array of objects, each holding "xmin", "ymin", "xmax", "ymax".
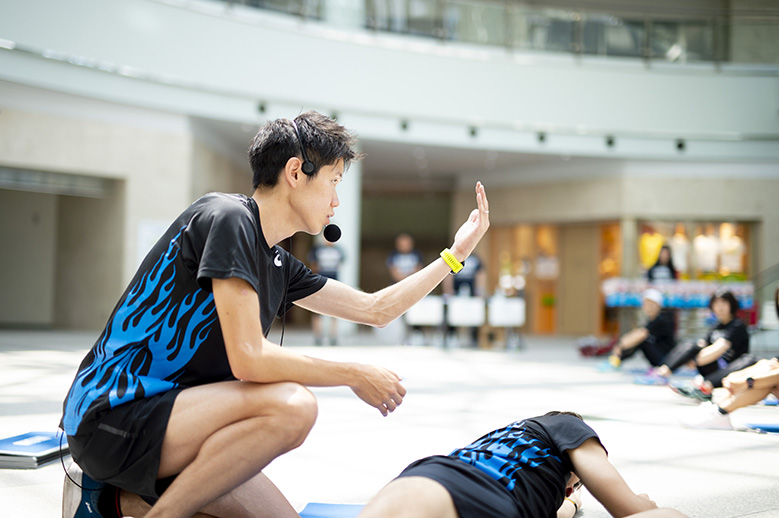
[
  {"xmin": 450, "ymin": 420, "xmax": 562, "ymax": 490},
  {"xmin": 63, "ymin": 226, "xmax": 217, "ymax": 434}
]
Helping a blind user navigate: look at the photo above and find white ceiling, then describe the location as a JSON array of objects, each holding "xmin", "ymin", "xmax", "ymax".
[{"xmin": 192, "ymin": 115, "xmax": 564, "ymax": 193}]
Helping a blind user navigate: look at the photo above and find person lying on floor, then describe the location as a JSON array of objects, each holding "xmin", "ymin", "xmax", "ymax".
[{"xmin": 358, "ymin": 411, "xmax": 686, "ymax": 518}]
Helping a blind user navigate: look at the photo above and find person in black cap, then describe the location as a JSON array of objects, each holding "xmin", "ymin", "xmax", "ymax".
[{"xmin": 600, "ymin": 288, "xmax": 675, "ymax": 372}]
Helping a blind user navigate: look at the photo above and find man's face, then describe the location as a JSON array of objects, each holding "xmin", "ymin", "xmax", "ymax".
[
  {"xmin": 298, "ymin": 159, "xmax": 343, "ymax": 235},
  {"xmin": 565, "ymin": 473, "xmax": 582, "ymax": 497}
]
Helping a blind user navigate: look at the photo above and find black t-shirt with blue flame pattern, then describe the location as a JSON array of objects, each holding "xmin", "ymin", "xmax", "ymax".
[
  {"xmin": 449, "ymin": 414, "xmax": 603, "ymax": 518},
  {"xmin": 62, "ymin": 193, "xmax": 326, "ymax": 435}
]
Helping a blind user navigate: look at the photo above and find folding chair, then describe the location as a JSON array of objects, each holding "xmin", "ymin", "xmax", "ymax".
[
  {"xmin": 404, "ymin": 295, "xmax": 445, "ymax": 345},
  {"xmin": 485, "ymin": 296, "xmax": 526, "ymax": 350},
  {"xmin": 445, "ymin": 296, "xmax": 485, "ymax": 348}
]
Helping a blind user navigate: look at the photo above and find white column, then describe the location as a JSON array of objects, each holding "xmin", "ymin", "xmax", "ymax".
[
  {"xmin": 332, "ymin": 149, "xmax": 363, "ymax": 337},
  {"xmin": 621, "ymin": 216, "xmax": 638, "ymax": 278}
]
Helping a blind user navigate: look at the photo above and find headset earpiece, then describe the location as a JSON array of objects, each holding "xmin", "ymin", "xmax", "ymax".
[
  {"xmin": 301, "ymin": 158, "xmax": 315, "ymax": 175},
  {"xmin": 291, "ymin": 120, "xmax": 315, "ymax": 176}
]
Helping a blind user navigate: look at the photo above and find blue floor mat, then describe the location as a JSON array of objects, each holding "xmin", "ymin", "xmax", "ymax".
[
  {"xmin": 744, "ymin": 423, "xmax": 779, "ymax": 434},
  {"xmin": 298, "ymin": 503, "xmax": 364, "ymax": 518}
]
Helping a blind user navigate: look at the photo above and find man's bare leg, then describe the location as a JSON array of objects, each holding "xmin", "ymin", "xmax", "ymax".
[
  {"xmin": 358, "ymin": 479, "xmax": 687, "ymax": 518},
  {"xmin": 358, "ymin": 477, "xmax": 458, "ymax": 518},
  {"xmin": 126, "ymin": 380, "xmax": 317, "ymax": 518},
  {"xmin": 120, "ymin": 492, "xmax": 214, "ymax": 518},
  {"xmin": 121, "ymin": 471, "xmax": 293, "ymax": 518}
]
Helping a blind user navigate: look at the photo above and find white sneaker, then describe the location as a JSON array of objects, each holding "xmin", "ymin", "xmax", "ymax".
[{"xmin": 682, "ymin": 402, "xmax": 733, "ymax": 430}]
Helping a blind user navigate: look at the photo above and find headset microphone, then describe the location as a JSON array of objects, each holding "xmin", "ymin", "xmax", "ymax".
[
  {"xmin": 323, "ymin": 224, "xmax": 342, "ymax": 243},
  {"xmin": 291, "ymin": 119, "xmax": 315, "ymax": 175}
]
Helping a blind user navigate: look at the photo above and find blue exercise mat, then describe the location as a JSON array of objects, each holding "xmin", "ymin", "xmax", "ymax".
[
  {"xmin": 744, "ymin": 423, "xmax": 779, "ymax": 433},
  {"xmin": 298, "ymin": 503, "xmax": 364, "ymax": 518}
]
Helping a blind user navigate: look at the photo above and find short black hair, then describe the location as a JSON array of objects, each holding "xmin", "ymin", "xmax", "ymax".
[
  {"xmin": 248, "ymin": 111, "xmax": 363, "ymax": 190},
  {"xmin": 709, "ymin": 289, "xmax": 740, "ymax": 316}
]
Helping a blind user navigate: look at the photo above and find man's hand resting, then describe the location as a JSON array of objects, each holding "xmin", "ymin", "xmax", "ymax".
[{"xmin": 350, "ymin": 364, "xmax": 406, "ymax": 416}]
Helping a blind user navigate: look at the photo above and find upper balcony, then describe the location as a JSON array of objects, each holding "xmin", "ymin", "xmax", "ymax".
[
  {"xmin": 1, "ymin": 0, "xmax": 777, "ymax": 167},
  {"xmin": 229, "ymin": 0, "xmax": 779, "ymax": 66}
]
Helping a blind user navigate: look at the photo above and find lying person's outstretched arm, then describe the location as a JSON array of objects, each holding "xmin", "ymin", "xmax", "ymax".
[{"xmin": 569, "ymin": 438, "xmax": 660, "ymax": 518}]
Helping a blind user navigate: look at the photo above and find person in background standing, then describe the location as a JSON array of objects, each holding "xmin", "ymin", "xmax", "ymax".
[
  {"xmin": 387, "ymin": 233, "xmax": 425, "ymax": 344},
  {"xmin": 647, "ymin": 245, "xmax": 677, "ymax": 284},
  {"xmin": 308, "ymin": 237, "xmax": 346, "ymax": 345},
  {"xmin": 387, "ymin": 233, "xmax": 424, "ymax": 283},
  {"xmin": 443, "ymin": 253, "xmax": 485, "ymax": 298},
  {"xmin": 443, "ymin": 253, "xmax": 486, "ymax": 347}
]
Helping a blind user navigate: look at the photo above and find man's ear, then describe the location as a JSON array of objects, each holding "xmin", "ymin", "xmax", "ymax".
[{"xmin": 283, "ymin": 157, "xmax": 302, "ymax": 188}]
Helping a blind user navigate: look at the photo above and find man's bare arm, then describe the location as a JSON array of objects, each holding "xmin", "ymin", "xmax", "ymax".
[
  {"xmin": 297, "ymin": 182, "xmax": 490, "ymax": 326},
  {"xmin": 213, "ymin": 277, "xmax": 405, "ymax": 416}
]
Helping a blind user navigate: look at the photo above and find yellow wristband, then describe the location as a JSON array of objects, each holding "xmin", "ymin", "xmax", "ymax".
[
  {"xmin": 440, "ymin": 248, "xmax": 464, "ymax": 274},
  {"xmin": 565, "ymin": 497, "xmax": 578, "ymax": 514}
]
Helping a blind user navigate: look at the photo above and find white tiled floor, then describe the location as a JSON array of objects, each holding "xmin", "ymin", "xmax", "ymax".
[{"xmin": 1, "ymin": 329, "xmax": 778, "ymax": 517}]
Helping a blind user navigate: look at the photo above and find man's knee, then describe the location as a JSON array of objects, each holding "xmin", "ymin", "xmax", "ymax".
[
  {"xmin": 245, "ymin": 382, "xmax": 318, "ymax": 444},
  {"xmin": 280, "ymin": 382, "xmax": 318, "ymax": 435}
]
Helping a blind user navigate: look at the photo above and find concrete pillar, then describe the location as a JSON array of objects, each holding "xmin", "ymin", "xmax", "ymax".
[
  {"xmin": 332, "ymin": 148, "xmax": 363, "ymax": 336},
  {"xmin": 620, "ymin": 216, "xmax": 638, "ymax": 279}
]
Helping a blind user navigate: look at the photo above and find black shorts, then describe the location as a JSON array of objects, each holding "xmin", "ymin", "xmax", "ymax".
[
  {"xmin": 66, "ymin": 389, "xmax": 183, "ymax": 504},
  {"xmin": 698, "ymin": 354, "xmax": 758, "ymax": 387},
  {"xmin": 396, "ymin": 456, "xmax": 519, "ymax": 518}
]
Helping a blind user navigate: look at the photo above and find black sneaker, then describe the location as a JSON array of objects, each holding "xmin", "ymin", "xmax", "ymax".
[{"xmin": 62, "ymin": 463, "xmax": 106, "ymax": 517}]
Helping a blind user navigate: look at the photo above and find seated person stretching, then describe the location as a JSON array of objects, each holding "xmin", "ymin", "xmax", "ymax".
[
  {"xmin": 603, "ymin": 289, "xmax": 675, "ymax": 371},
  {"xmin": 635, "ymin": 289, "xmax": 756, "ymax": 400},
  {"xmin": 359, "ymin": 411, "xmax": 686, "ymax": 518},
  {"xmin": 684, "ymin": 285, "xmax": 779, "ymax": 429}
]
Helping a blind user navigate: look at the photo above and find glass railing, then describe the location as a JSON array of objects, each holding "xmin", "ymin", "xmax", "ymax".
[{"xmin": 217, "ymin": 0, "xmax": 779, "ymax": 65}]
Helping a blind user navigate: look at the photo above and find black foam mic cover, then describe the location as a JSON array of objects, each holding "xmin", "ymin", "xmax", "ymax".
[{"xmin": 323, "ymin": 224, "xmax": 342, "ymax": 243}]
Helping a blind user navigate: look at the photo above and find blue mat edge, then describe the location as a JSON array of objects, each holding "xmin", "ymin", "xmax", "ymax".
[
  {"xmin": 744, "ymin": 423, "xmax": 779, "ymax": 433},
  {"xmin": 298, "ymin": 502, "xmax": 364, "ymax": 518}
]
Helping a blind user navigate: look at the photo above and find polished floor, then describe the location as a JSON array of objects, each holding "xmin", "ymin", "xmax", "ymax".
[{"xmin": 1, "ymin": 327, "xmax": 778, "ymax": 517}]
